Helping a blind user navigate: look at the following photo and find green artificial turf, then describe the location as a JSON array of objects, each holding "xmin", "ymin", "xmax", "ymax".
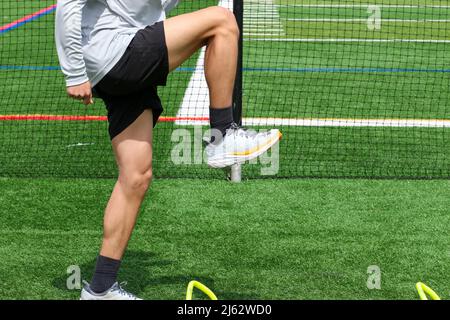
[
  {"xmin": 1, "ymin": 0, "xmax": 450, "ymax": 179},
  {"xmin": 0, "ymin": 177, "xmax": 448, "ymax": 300},
  {"xmin": 1, "ymin": 0, "xmax": 449, "ymax": 301}
]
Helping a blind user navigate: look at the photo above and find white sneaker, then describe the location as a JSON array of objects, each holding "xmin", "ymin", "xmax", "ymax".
[
  {"xmin": 80, "ymin": 281, "xmax": 142, "ymax": 300},
  {"xmin": 205, "ymin": 123, "xmax": 282, "ymax": 168}
]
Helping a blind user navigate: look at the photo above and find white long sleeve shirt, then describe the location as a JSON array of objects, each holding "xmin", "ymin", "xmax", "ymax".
[{"xmin": 55, "ymin": 0, "xmax": 179, "ymax": 87}]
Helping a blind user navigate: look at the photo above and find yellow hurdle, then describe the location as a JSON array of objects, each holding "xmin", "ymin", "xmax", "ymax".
[
  {"xmin": 186, "ymin": 280, "xmax": 442, "ymax": 300},
  {"xmin": 186, "ymin": 281, "xmax": 218, "ymax": 300},
  {"xmin": 416, "ymin": 282, "xmax": 441, "ymax": 300}
]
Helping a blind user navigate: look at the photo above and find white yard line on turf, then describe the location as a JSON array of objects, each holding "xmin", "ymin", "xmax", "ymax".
[
  {"xmin": 287, "ymin": 18, "xmax": 450, "ymax": 23},
  {"xmin": 276, "ymin": 4, "xmax": 450, "ymax": 8},
  {"xmin": 243, "ymin": 0, "xmax": 284, "ymax": 37},
  {"xmin": 243, "ymin": 117, "xmax": 450, "ymax": 128},
  {"xmin": 244, "ymin": 38, "xmax": 450, "ymax": 43},
  {"xmin": 175, "ymin": 45, "xmax": 210, "ymax": 125},
  {"xmin": 245, "ymin": 29, "xmax": 286, "ymax": 32},
  {"xmin": 174, "ymin": 117, "xmax": 450, "ymax": 128}
]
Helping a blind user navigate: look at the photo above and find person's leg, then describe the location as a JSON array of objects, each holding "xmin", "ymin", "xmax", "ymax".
[
  {"xmin": 89, "ymin": 110, "xmax": 153, "ymax": 293},
  {"xmin": 164, "ymin": 6, "xmax": 239, "ymax": 108},
  {"xmin": 164, "ymin": 6, "xmax": 239, "ymax": 135},
  {"xmin": 164, "ymin": 6, "xmax": 281, "ymax": 168}
]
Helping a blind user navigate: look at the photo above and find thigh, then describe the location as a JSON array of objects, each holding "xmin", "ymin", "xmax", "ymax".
[
  {"xmin": 164, "ymin": 6, "xmax": 233, "ymax": 71},
  {"xmin": 112, "ymin": 109, "xmax": 153, "ymax": 176}
]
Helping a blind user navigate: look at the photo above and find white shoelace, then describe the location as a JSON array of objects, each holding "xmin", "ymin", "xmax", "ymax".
[{"xmin": 112, "ymin": 282, "xmax": 138, "ymax": 299}]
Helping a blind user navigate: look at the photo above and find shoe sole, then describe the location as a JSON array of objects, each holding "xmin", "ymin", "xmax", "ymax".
[{"xmin": 207, "ymin": 130, "xmax": 282, "ymax": 168}]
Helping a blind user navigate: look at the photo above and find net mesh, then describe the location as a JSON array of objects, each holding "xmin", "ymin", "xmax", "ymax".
[
  {"xmin": 243, "ymin": 0, "xmax": 450, "ymax": 178},
  {"xmin": 1, "ymin": 0, "xmax": 450, "ymax": 179}
]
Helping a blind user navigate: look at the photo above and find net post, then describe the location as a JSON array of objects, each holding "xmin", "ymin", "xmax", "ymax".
[
  {"xmin": 230, "ymin": 164, "xmax": 242, "ymax": 183},
  {"xmin": 231, "ymin": 0, "xmax": 243, "ymax": 183},
  {"xmin": 233, "ymin": 0, "xmax": 243, "ymax": 125}
]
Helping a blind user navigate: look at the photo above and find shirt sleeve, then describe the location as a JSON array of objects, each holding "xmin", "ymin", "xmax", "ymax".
[
  {"xmin": 162, "ymin": 0, "xmax": 180, "ymax": 15},
  {"xmin": 55, "ymin": 0, "xmax": 89, "ymax": 87}
]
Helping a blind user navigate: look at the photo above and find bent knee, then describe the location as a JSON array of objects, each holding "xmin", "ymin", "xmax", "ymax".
[
  {"xmin": 209, "ymin": 6, "xmax": 239, "ymax": 38},
  {"xmin": 120, "ymin": 168, "xmax": 153, "ymax": 196}
]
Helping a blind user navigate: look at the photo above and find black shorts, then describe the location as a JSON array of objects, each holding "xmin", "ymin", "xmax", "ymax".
[{"xmin": 93, "ymin": 21, "xmax": 169, "ymax": 140}]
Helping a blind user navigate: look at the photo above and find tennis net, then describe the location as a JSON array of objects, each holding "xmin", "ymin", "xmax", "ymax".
[{"xmin": 1, "ymin": 0, "xmax": 450, "ymax": 179}]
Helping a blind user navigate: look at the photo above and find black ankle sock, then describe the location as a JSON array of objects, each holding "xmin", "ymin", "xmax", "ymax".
[
  {"xmin": 90, "ymin": 255, "xmax": 121, "ymax": 293},
  {"xmin": 209, "ymin": 106, "xmax": 234, "ymax": 136}
]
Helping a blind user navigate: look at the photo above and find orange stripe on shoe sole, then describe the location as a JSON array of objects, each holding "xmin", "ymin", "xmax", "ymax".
[{"xmin": 231, "ymin": 131, "xmax": 282, "ymax": 156}]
